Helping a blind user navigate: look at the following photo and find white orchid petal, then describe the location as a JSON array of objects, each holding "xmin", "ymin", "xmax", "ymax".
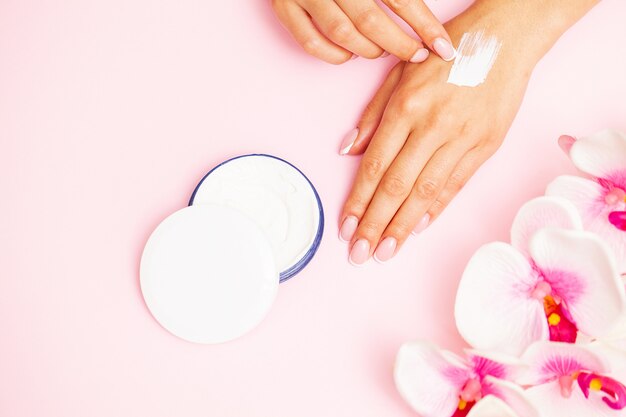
[
  {"xmin": 529, "ymin": 228, "xmax": 626, "ymax": 338},
  {"xmin": 482, "ymin": 376, "xmax": 539, "ymax": 417},
  {"xmin": 517, "ymin": 341, "xmax": 607, "ymax": 386},
  {"xmin": 569, "ymin": 129, "xmax": 626, "ymax": 183},
  {"xmin": 526, "ymin": 382, "xmax": 617, "ymax": 417},
  {"xmin": 511, "ymin": 196, "xmax": 583, "ymax": 257},
  {"xmin": 455, "ymin": 242, "xmax": 548, "ymax": 356},
  {"xmin": 394, "ymin": 341, "xmax": 470, "ymax": 417},
  {"xmin": 546, "ymin": 175, "xmax": 626, "ymax": 272},
  {"xmin": 466, "ymin": 395, "xmax": 520, "ymax": 417}
]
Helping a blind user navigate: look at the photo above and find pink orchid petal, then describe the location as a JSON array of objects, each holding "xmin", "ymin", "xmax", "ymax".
[
  {"xmin": 465, "ymin": 396, "xmax": 520, "ymax": 417},
  {"xmin": 464, "ymin": 350, "xmax": 525, "ymax": 381},
  {"xmin": 526, "ymin": 381, "xmax": 617, "ymax": 417},
  {"xmin": 588, "ymin": 342, "xmax": 626, "ymax": 384},
  {"xmin": 510, "ymin": 196, "xmax": 583, "ymax": 257},
  {"xmin": 558, "ymin": 135, "xmax": 577, "ymax": 155},
  {"xmin": 529, "ymin": 228, "xmax": 626, "ymax": 339},
  {"xmin": 546, "ymin": 175, "xmax": 626, "ymax": 272},
  {"xmin": 517, "ymin": 341, "xmax": 607, "ymax": 386},
  {"xmin": 482, "ymin": 377, "xmax": 539, "ymax": 417},
  {"xmin": 569, "ymin": 129, "xmax": 626, "ymax": 188},
  {"xmin": 394, "ymin": 341, "xmax": 470, "ymax": 417},
  {"xmin": 455, "ymin": 242, "xmax": 548, "ymax": 356}
]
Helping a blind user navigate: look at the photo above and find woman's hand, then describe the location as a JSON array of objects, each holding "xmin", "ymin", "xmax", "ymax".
[
  {"xmin": 271, "ymin": 0, "xmax": 455, "ymax": 64},
  {"xmin": 337, "ymin": 0, "xmax": 598, "ymax": 265}
]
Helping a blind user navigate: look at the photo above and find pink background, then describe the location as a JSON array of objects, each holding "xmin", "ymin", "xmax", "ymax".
[{"xmin": 1, "ymin": 0, "xmax": 625, "ymax": 415}]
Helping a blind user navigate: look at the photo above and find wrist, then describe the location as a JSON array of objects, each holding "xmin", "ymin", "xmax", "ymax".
[{"xmin": 445, "ymin": 0, "xmax": 600, "ymax": 69}]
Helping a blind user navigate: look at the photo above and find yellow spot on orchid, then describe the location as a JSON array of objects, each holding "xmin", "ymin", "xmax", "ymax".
[
  {"xmin": 548, "ymin": 313, "xmax": 561, "ymax": 326},
  {"xmin": 590, "ymin": 378, "xmax": 603, "ymax": 391},
  {"xmin": 458, "ymin": 399, "xmax": 467, "ymax": 410}
]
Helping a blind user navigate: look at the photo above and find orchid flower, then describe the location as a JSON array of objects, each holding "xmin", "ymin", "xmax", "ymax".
[
  {"xmin": 394, "ymin": 341, "xmax": 538, "ymax": 417},
  {"xmin": 455, "ymin": 196, "xmax": 626, "ymax": 355},
  {"xmin": 518, "ymin": 342, "xmax": 626, "ymax": 416},
  {"xmin": 547, "ymin": 129, "xmax": 626, "ymax": 272}
]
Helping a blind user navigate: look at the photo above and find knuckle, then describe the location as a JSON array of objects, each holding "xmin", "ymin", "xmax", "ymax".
[
  {"xmin": 394, "ymin": 90, "xmax": 425, "ymax": 116},
  {"xmin": 354, "ymin": 8, "xmax": 381, "ymax": 32},
  {"xmin": 380, "ymin": 174, "xmax": 410, "ymax": 197},
  {"xmin": 447, "ymin": 169, "xmax": 468, "ymax": 191},
  {"xmin": 301, "ymin": 38, "xmax": 321, "ymax": 56},
  {"xmin": 389, "ymin": 218, "xmax": 413, "ymax": 237},
  {"xmin": 414, "ymin": 178, "xmax": 439, "ymax": 200},
  {"xmin": 361, "ymin": 157, "xmax": 385, "ymax": 180},
  {"xmin": 328, "ymin": 20, "xmax": 354, "ymax": 43},
  {"xmin": 429, "ymin": 200, "xmax": 445, "ymax": 217},
  {"xmin": 386, "ymin": 0, "xmax": 411, "ymax": 9},
  {"xmin": 358, "ymin": 220, "xmax": 382, "ymax": 238}
]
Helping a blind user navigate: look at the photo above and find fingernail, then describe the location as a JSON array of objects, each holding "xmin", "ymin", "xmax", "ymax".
[
  {"xmin": 409, "ymin": 48, "xmax": 429, "ymax": 63},
  {"xmin": 433, "ymin": 38, "xmax": 456, "ymax": 61},
  {"xmin": 381, "ymin": 51, "xmax": 390, "ymax": 58},
  {"xmin": 339, "ymin": 128, "xmax": 359, "ymax": 155},
  {"xmin": 350, "ymin": 54, "xmax": 358, "ymax": 60},
  {"xmin": 374, "ymin": 237, "xmax": 397, "ymax": 263},
  {"xmin": 412, "ymin": 213, "xmax": 431, "ymax": 235},
  {"xmin": 349, "ymin": 239, "xmax": 370, "ymax": 266},
  {"xmin": 339, "ymin": 215, "xmax": 358, "ymax": 242}
]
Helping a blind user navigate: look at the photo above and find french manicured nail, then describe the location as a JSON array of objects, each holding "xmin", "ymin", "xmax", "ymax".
[
  {"xmin": 412, "ymin": 213, "xmax": 431, "ymax": 235},
  {"xmin": 349, "ymin": 239, "xmax": 370, "ymax": 266},
  {"xmin": 433, "ymin": 38, "xmax": 456, "ymax": 61},
  {"xmin": 409, "ymin": 48, "xmax": 429, "ymax": 63},
  {"xmin": 374, "ymin": 237, "xmax": 397, "ymax": 263},
  {"xmin": 381, "ymin": 51, "xmax": 390, "ymax": 58},
  {"xmin": 339, "ymin": 128, "xmax": 359, "ymax": 155},
  {"xmin": 350, "ymin": 54, "xmax": 358, "ymax": 60},
  {"xmin": 339, "ymin": 215, "xmax": 358, "ymax": 242}
]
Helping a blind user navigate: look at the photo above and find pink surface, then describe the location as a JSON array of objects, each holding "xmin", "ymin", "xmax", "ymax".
[{"xmin": 1, "ymin": 1, "xmax": 625, "ymax": 416}]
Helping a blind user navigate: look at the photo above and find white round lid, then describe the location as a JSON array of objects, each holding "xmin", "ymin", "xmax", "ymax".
[
  {"xmin": 189, "ymin": 154, "xmax": 324, "ymax": 282},
  {"xmin": 140, "ymin": 204, "xmax": 278, "ymax": 344}
]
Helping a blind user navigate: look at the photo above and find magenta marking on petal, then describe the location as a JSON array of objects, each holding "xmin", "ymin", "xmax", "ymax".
[
  {"xmin": 577, "ymin": 372, "xmax": 626, "ymax": 410},
  {"xmin": 609, "ymin": 211, "xmax": 626, "ymax": 231},
  {"xmin": 531, "ymin": 281, "xmax": 552, "ymax": 300},
  {"xmin": 470, "ymin": 355, "xmax": 508, "ymax": 380},
  {"xmin": 540, "ymin": 356, "xmax": 585, "ymax": 379},
  {"xmin": 543, "ymin": 269, "xmax": 586, "ymax": 306},
  {"xmin": 606, "ymin": 171, "xmax": 626, "ymax": 191}
]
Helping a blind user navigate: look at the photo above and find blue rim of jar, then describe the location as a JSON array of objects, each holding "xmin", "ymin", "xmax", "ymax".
[{"xmin": 188, "ymin": 154, "xmax": 325, "ymax": 283}]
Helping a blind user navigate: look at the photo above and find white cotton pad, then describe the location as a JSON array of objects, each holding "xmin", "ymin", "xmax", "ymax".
[
  {"xmin": 189, "ymin": 154, "xmax": 324, "ymax": 282},
  {"xmin": 140, "ymin": 204, "xmax": 278, "ymax": 344}
]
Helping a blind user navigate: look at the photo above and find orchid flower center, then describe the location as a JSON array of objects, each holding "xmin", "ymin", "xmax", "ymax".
[
  {"xmin": 577, "ymin": 371, "xmax": 626, "ymax": 410},
  {"xmin": 452, "ymin": 378, "xmax": 483, "ymax": 417},
  {"xmin": 530, "ymin": 281, "xmax": 578, "ymax": 343},
  {"xmin": 604, "ymin": 187, "xmax": 626, "ymax": 206}
]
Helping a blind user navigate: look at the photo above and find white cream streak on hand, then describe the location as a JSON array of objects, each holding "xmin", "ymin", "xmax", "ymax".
[{"xmin": 447, "ymin": 31, "xmax": 502, "ymax": 87}]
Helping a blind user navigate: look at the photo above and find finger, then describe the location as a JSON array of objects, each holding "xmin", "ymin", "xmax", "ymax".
[
  {"xmin": 336, "ymin": 0, "xmax": 430, "ymax": 63},
  {"xmin": 305, "ymin": 0, "xmax": 384, "ymax": 59},
  {"xmin": 274, "ymin": 1, "xmax": 353, "ymax": 64},
  {"xmin": 381, "ymin": 0, "xmax": 456, "ymax": 61},
  {"xmin": 339, "ymin": 62, "xmax": 406, "ymax": 156},
  {"xmin": 339, "ymin": 112, "xmax": 412, "ymax": 259},
  {"xmin": 349, "ymin": 130, "xmax": 445, "ymax": 264},
  {"xmin": 425, "ymin": 145, "xmax": 492, "ymax": 224},
  {"xmin": 373, "ymin": 142, "xmax": 469, "ymax": 263}
]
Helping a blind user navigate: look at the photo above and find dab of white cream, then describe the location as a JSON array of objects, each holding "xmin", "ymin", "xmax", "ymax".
[{"xmin": 447, "ymin": 30, "xmax": 502, "ymax": 87}]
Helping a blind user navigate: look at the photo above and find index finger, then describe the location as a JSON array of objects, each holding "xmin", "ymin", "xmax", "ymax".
[{"xmin": 337, "ymin": 0, "xmax": 430, "ymax": 63}]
